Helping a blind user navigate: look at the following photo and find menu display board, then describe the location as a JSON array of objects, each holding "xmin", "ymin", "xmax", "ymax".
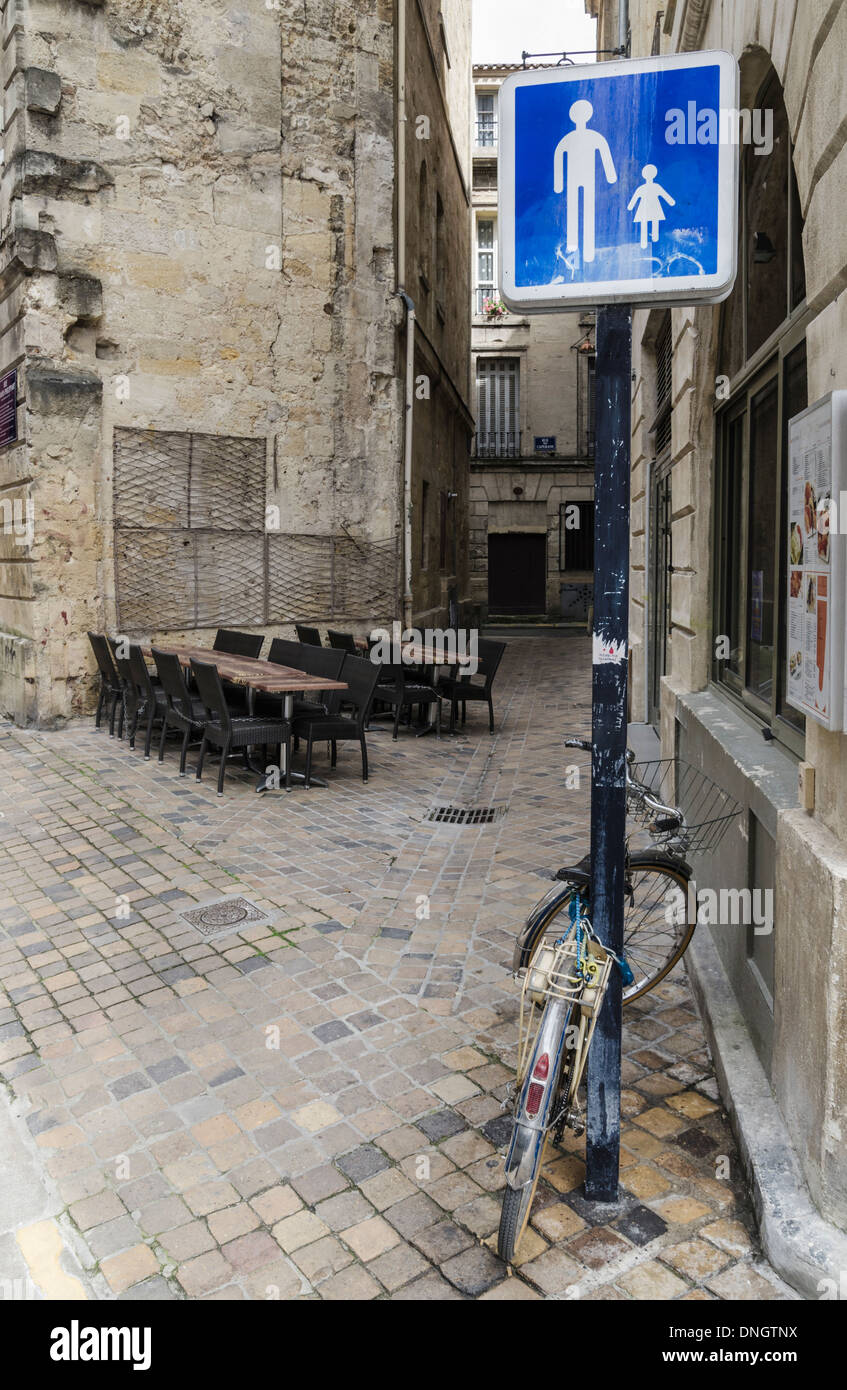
[{"xmin": 786, "ymin": 392, "xmax": 846, "ymax": 731}]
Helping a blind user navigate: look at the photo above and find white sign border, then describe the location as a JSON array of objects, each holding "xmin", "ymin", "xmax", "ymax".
[{"xmin": 498, "ymin": 50, "xmax": 740, "ymax": 311}]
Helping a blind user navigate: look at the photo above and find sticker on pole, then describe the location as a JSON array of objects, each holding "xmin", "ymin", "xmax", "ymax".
[{"xmin": 499, "ymin": 51, "xmax": 739, "ymax": 311}]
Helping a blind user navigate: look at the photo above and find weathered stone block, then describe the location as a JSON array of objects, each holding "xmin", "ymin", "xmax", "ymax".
[
  {"xmin": 12, "ymin": 150, "xmax": 114, "ymax": 199},
  {"xmin": 25, "ymin": 68, "xmax": 62, "ymax": 115}
]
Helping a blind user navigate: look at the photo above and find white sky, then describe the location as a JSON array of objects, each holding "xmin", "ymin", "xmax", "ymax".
[{"xmin": 472, "ymin": 0, "xmax": 597, "ymax": 66}]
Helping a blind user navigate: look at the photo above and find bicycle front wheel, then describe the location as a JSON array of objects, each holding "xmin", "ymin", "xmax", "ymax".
[{"xmin": 524, "ymin": 858, "xmax": 695, "ymax": 1004}]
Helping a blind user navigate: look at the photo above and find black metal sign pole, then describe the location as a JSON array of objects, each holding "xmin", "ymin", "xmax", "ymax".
[{"xmin": 585, "ymin": 302, "xmax": 632, "ymax": 1201}]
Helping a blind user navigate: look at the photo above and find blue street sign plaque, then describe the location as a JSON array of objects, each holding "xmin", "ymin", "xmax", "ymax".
[{"xmin": 499, "ymin": 52, "xmax": 739, "ymax": 310}]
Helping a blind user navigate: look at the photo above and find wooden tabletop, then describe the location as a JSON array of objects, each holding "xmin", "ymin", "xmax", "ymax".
[
  {"xmin": 355, "ymin": 636, "xmax": 473, "ymax": 667},
  {"xmin": 402, "ymin": 643, "xmax": 474, "ymax": 668},
  {"xmin": 144, "ymin": 645, "xmax": 347, "ymax": 695}
]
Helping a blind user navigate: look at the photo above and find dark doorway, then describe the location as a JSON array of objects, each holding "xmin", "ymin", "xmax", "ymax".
[{"xmin": 488, "ymin": 532, "xmax": 546, "ymax": 614}]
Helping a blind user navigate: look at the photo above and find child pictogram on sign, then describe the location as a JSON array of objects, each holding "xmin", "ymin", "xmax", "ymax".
[{"xmin": 627, "ymin": 164, "xmax": 675, "ymax": 247}]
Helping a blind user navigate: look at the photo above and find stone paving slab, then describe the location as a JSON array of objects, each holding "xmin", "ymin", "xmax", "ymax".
[{"xmin": 0, "ymin": 634, "xmax": 797, "ymax": 1300}]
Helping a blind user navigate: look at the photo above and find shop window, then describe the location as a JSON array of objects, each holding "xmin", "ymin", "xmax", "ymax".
[{"xmin": 713, "ymin": 68, "xmax": 808, "ymax": 752}]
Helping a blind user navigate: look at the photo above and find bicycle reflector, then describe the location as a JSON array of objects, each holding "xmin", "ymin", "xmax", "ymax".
[{"xmin": 525, "ymin": 1053, "xmax": 549, "ymax": 1116}]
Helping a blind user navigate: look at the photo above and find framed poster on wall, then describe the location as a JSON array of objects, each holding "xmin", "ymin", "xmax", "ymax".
[{"xmin": 785, "ymin": 391, "xmax": 846, "ymax": 731}]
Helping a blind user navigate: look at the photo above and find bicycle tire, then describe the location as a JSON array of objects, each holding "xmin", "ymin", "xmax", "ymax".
[{"xmin": 523, "ymin": 857, "xmax": 695, "ymax": 1004}]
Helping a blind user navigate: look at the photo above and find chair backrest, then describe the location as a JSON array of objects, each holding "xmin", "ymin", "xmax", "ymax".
[
  {"xmin": 128, "ymin": 645, "xmax": 157, "ymax": 703},
  {"xmin": 299, "ymin": 644, "xmax": 346, "ymax": 714},
  {"xmin": 299, "ymin": 645, "xmax": 345, "ymax": 683},
  {"xmin": 295, "ymin": 624, "xmax": 322, "ymax": 646},
  {"xmin": 267, "ymin": 637, "xmax": 306, "ymax": 669},
  {"xmin": 107, "ymin": 637, "xmax": 134, "ymax": 687},
  {"xmin": 327, "ymin": 629, "xmax": 358, "ymax": 654},
  {"xmin": 153, "ymin": 647, "xmax": 193, "ymax": 717},
  {"xmin": 88, "ymin": 632, "xmax": 120, "ymax": 688},
  {"xmin": 476, "ymin": 638, "xmax": 507, "ymax": 690},
  {"xmin": 338, "ymin": 653, "xmax": 382, "ymax": 723},
  {"xmin": 190, "ymin": 659, "xmax": 231, "ymax": 731},
  {"xmin": 213, "ymin": 629, "xmax": 263, "ymax": 659}
]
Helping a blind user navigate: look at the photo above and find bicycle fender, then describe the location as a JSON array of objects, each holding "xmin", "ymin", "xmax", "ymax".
[
  {"xmin": 512, "ymin": 881, "xmax": 578, "ymax": 972},
  {"xmin": 628, "ymin": 848, "xmax": 692, "ymax": 878},
  {"xmin": 504, "ymin": 999, "xmax": 570, "ymax": 1191}
]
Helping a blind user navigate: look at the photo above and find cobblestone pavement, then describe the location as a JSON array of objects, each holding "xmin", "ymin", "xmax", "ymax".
[{"xmin": 0, "ymin": 633, "xmax": 797, "ymax": 1301}]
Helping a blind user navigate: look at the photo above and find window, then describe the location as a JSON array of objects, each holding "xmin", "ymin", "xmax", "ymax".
[
  {"xmin": 559, "ymin": 501, "xmax": 594, "ymax": 571},
  {"xmin": 653, "ymin": 312, "xmax": 673, "ymax": 459},
  {"xmin": 576, "ymin": 350, "xmax": 597, "ymax": 456},
  {"xmin": 476, "ymin": 92, "xmax": 496, "ymax": 147},
  {"xmin": 648, "ymin": 313, "xmax": 674, "ymax": 728},
  {"xmin": 717, "ymin": 71, "xmax": 806, "ymax": 379},
  {"xmin": 475, "ymin": 357, "xmax": 519, "ymax": 458},
  {"xmin": 473, "ymin": 162, "xmax": 497, "ymax": 192},
  {"xmin": 713, "ymin": 68, "xmax": 807, "ymax": 750},
  {"xmin": 475, "ymin": 217, "xmax": 496, "ymax": 314}
]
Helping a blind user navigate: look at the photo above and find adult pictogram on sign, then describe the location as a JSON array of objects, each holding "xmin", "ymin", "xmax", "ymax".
[{"xmin": 553, "ymin": 100, "xmax": 618, "ymax": 264}]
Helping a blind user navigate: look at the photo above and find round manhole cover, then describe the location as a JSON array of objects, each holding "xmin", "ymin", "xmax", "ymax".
[{"xmin": 198, "ymin": 902, "xmax": 250, "ymax": 927}]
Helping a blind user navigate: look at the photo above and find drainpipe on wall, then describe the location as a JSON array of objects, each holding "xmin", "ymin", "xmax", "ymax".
[
  {"xmin": 399, "ymin": 291, "xmax": 416, "ymax": 631},
  {"xmin": 396, "ymin": 0, "xmax": 414, "ymax": 630},
  {"xmin": 619, "ymin": 0, "xmax": 629, "ymax": 54}
]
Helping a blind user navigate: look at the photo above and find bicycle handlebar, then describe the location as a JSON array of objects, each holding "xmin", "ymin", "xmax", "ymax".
[{"xmin": 565, "ymin": 737, "xmax": 685, "ymax": 829}]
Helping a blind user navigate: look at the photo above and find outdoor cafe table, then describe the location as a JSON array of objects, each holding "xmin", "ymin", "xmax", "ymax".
[{"xmin": 141, "ymin": 644, "xmax": 347, "ymax": 791}]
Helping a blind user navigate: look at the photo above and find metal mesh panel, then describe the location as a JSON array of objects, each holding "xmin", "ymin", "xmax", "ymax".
[
  {"xmin": 267, "ymin": 533, "xmax": 399, "ymax": 621},
  {"xmin": 194, "ymin": 533, "xmax": 265, "ymax": 627},
  {"xmin": 113, "ymin": 428, "xmax": 399, "ymax": 630},
  {"xmin": 114, "ymin": 430, "xmax": 190, "ymax": 528},
  {"xmin": 189, "ymin": 435, "xmax": 265, "ymax": 531},
  {"xmin": 115, "ymin": 530, "xmax": 197, "ymax": 630},
  {"xmin": 332, "ymin": 534, "xmax": 398, "ymax": 617},
  {"xmin": 114, "ymin": 427, "xmax": 266, "ymax": 631},
  {"xmin": 267, "ymin": 534, "xmax": 332, "ymax": 619}
]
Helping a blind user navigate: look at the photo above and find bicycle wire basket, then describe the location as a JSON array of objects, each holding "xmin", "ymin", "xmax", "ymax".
[
  {"xmin": 516, "ymin": 936, "xmax": 615, "ymax": 1085},
  {"xmin": 627, "ymin": 757, "xmax": 742, "ymax": 855}
]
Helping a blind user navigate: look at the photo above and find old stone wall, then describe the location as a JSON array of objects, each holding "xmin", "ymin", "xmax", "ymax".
[
  {"xmin": 405, "ymin": 0, "xmax": 473, "ymax": 627},
  {"xmin": 0, "ymin": 0, "xmax": 413, "ymax": 724}
]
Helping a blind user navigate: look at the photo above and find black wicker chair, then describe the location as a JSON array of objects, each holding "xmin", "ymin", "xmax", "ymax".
[
  {"xmin": 291, "ymin": 653, "xmax": 381, "ymax": 787},
  {"xmin": 88, "ymin": 632, "xmax": 123, "ymax": 734},
  {"xmin": 254, "ymin": 640, "xmax": 344, "ymax": 721},
  {"xmin": 295, "ymin": 625, "xmax": 322, "ymax": 646},
  {"xmin": 327, "ymin": 629, "xmax": 358, "ymax": 654},
  {"xmin": 379, "ymin": 664, "xmax": 442, "ymax": 739},
  {"xmin": 108, "ymin": 640, "xmax": 167, "ymax": 755},
  {"xmin": 213, "ymin": 629, "xmax": 264, "ymax": 659},
  {"xmin": 191, "ymin": 658, "xmax": 288, "ymax": 796},
  {"xmin": 266, "ymin": 637, "xmax": 305, "ymax": 668},
  {"xmin": 153, "ymin": 648, "xmax": 208, "ymax": 775},
  {"xmin": 436, "ymin": 638, "xmax": 506, "ymax": 735}
]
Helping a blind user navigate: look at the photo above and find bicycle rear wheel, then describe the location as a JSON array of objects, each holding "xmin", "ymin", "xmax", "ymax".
[{"xmin": 523, "ymin": 858, "xmax": 695, "ymax": 1003}]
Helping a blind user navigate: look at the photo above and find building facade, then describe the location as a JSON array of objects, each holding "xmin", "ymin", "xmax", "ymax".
[
  {"xmin": 0, "ymin": 0, "xmax": 472, "ymax": 726},
  {"xmin": 470, "ymin": 65, "xmax": 595, "ymax": 624},
  {"xmin": 588, "ymin": 0, "xmax": 847, "ymax": 1276}
]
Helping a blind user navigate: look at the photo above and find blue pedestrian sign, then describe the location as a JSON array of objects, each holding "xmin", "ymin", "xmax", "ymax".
[{"xmin": 499, "ymin": 52, "xmax": 739, "ymax": 310}]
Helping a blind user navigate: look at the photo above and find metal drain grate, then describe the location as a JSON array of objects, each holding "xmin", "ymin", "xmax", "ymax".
[
  {"xmin": 180, "ymin": 896, "xmax": 267, "ymax": 939},
  {"xmin": 426, "ymin": 804, "xmax": 507, "ymax": 826}
]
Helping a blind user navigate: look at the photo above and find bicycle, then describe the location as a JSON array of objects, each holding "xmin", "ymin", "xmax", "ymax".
[{"xmin": 497, "ymin": 736, "xmax": 742, "ymax": 1263}]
